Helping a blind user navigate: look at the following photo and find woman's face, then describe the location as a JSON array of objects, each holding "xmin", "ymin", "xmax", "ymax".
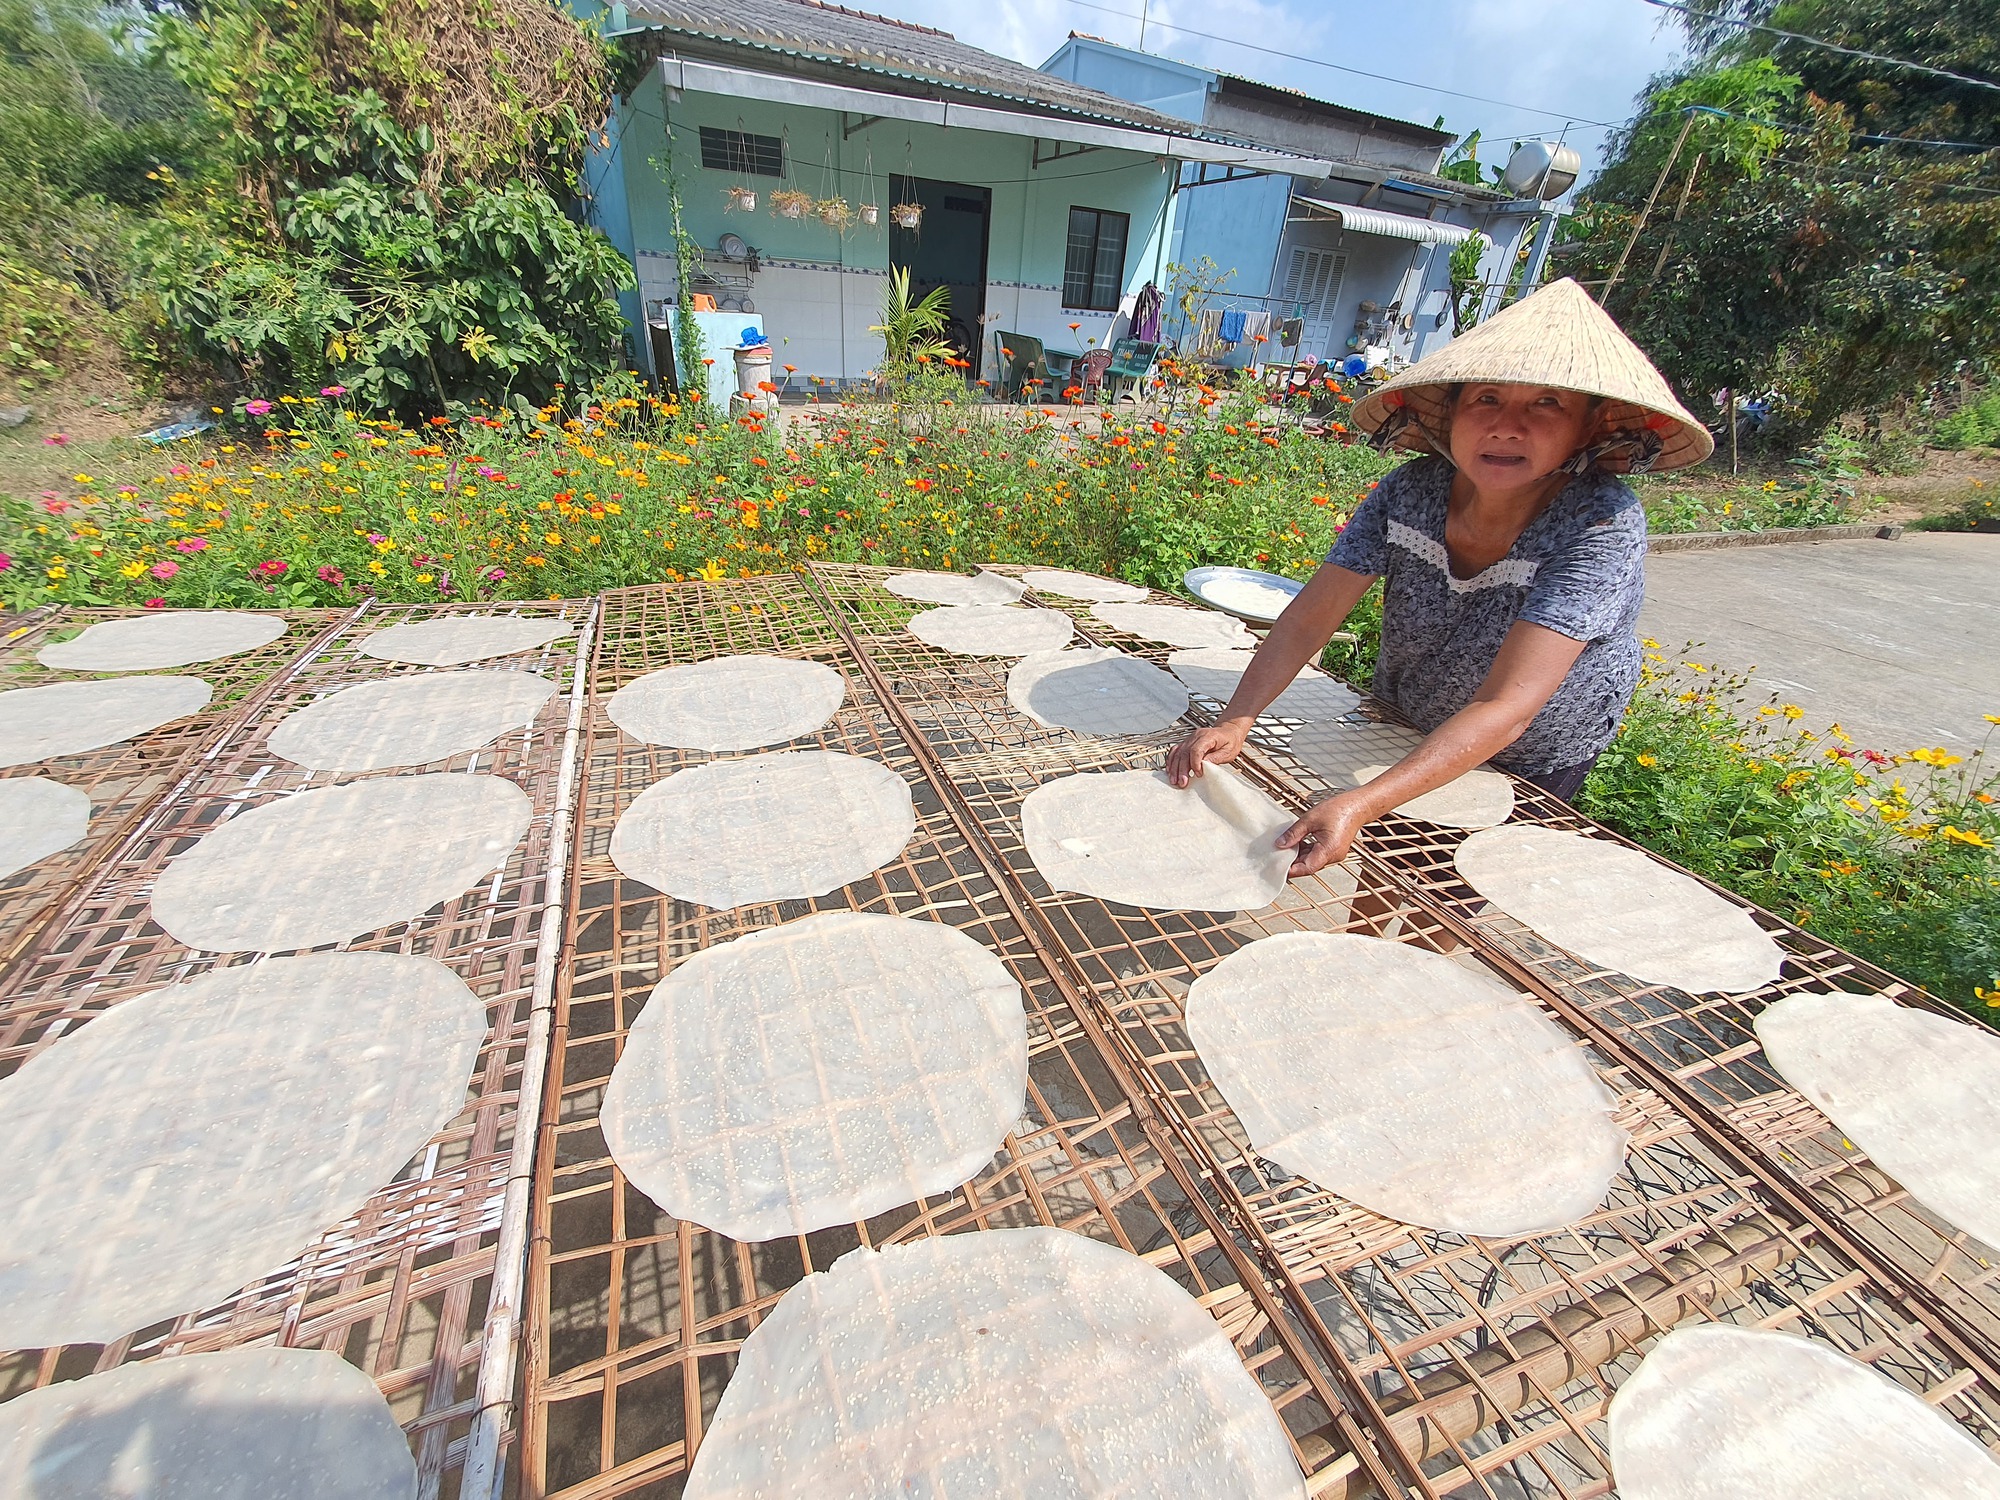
[{"xmin": 1446, "ymin": 383, "xmax": 1600, "ymax": 493}]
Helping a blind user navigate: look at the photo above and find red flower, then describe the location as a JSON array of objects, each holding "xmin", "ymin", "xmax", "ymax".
[
  {"xmin": 142, "ymin": 597, "xmax": 165, "ymax": 609},
  {"xmin": 256, "ymin": 558, "xmax": 288, "ymax": 576}
]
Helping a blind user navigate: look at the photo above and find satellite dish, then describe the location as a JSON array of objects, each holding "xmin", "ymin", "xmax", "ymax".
[
  {"xmin": 1501, "ymin": 142, "xmax": 1581, "ymax": 200},
  {"xmin": 718, "ymin": 232, "xmax": 751, "ymax": 262}
]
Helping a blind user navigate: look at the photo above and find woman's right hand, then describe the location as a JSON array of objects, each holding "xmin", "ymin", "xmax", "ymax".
[{"xmin": 1166, "ymin": 721, "xmax": 1250, "ymax": 787}]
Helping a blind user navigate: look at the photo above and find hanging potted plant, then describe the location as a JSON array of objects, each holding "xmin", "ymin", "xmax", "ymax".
[
  {"xmin": 858, "ymin": 202, "xmax": 880, "ymax": 226},
  {"xmin": 817, "ymin": 196, "xmax": 854, "ymax": 230},
  {"xmin": 889, "ymin": 200, "xmax": 923, "ymax": 230},
  {"xmin": 725, "ymin": 184, "xmax": 758, "ymax": 213},
  {"xmin": 770, "ymin": 188, "xmax": 814, "ymax": 219}
]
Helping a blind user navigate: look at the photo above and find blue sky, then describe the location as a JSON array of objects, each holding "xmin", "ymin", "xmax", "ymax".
[{"xmin": 885, "ymin": 0, "xmax": 1690, "ymax": 175}]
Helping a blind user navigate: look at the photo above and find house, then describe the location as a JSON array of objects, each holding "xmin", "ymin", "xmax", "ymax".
[
  {"xmin": 1041, "ymin": 34, "xmax": 1562, "ymax": 370},
  {"xmin": 575, "ymin": 0, "xmax": 1334, "ymax": 392}
]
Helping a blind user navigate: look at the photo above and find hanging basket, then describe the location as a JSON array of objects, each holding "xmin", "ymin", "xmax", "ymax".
[
  {"xmin": 889, "ymin": 201, "xmax": 924, "ymax": 230},
  {"xmin": 816, "ymin": 196, "xmax": 854, "ymax": 230},
  {"xmin": 725, "ymin": 185, "xmax": 758, "ymax": 213},
  {"xmin": 858, "ymin": 203, "xmax": 880, "ymax": 226},
  {"xmin": 770, "ymin": 189, "xmax": 814, "ymax": 220}
]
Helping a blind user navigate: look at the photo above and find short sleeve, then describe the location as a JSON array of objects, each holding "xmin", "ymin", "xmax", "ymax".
[
  {"xmin": 1518, "ymin": 500, "xmax": 1647, "ymax": 643},
  {"xmin": 1324, "ymin": 482, "xmax": 1392, "ymax": 576}
]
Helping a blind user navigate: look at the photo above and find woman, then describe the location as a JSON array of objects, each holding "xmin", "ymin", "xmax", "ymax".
[{"xmin": 1166, "ymin": 278, "xmax": 1713, "ymax": 876}]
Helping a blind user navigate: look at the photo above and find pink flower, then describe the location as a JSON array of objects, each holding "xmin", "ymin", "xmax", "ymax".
[
  {"xmin": 0, "ymin": 552, "xmax": 11, "ymax": 572},
  {"xmin": 316, "ymin": 565, "xmax": 344, "ymax": 584},
  {"xmin": 41, "ymin": 498, "xmax": 70, "ymax": 515},
  {"xmin": 175, "ymin": 538, "xmax": 208, "ymax": 554},
  {"xmin": 244, "ymin": 399, "xmax": 273, "ymax": 416},
  {"xmin": 255, "ymin": 558, "xmax": 287, "ymax": 576},
  {"xmin": 150, "ymin": 560, "xmax": 180, "ymax": 580},
  {"xmin": 483, "ymin": 566, "xmax": 506, "ymax": 582},
  {"xmin": 43, "ymin": 432, "xmax": 70, "ymax": 447},
  {"xmin": 142, "ymin": 597, "xmax": 165, "ymax": 609},
  {"xmin": 320, "ymin": 385, "xmax": 347, "ymax": 397}
]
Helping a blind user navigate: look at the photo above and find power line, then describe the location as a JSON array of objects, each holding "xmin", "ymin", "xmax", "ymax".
[
  {"xmin": 1063, "ymin": 0, "xmax": 1622, "ymax": 129},
  {"xmin": 1642, "ymin": 0, "xmax": 2000, "ymax": 95}
]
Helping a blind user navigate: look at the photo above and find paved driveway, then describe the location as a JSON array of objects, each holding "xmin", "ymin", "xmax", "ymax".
[{"xmin": 1639, "ymin": 532, "xmax": 1998, "ymax": 755}]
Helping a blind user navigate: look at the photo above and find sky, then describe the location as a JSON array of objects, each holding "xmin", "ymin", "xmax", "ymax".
[{"xmin": 876, "ymin": 0, "xmax": 1692, "ymax": 176}]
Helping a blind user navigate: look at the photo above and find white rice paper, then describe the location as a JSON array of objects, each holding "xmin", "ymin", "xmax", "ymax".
[
  {"xmin": 1090, "ymin": 601, "xmax": 1255, "ymax": 649},
  {"xmin": 1288, "ymin": 719, "xmax": 1515, "ymax": 830},
  {"xmin": 1456, "ymin": 825, "xmax": 1784, "ymax": 994},
  {"xmin": 1006, "ymin": 648, "xmax": 1189, "ymax": 737},
  {"xmin": 37, "ymin": 612, "xmax": 286, "ymax": 672},
  {"xmin": 684, "ymin": 1228, "xmax": 1307, "ymax": 1500},
  {"xmin": 0, "ymin": 777, "xmax": 90, "ymax": 880},
  {"xmin": 882, "ymin": 571, "xmax": 1027, "ymax": 605},
  {"xmin": 1194, "ymin": 575, "xmax": 1299, "ymax": 621},
  {"xmin": 358, "ymin": 615, "xmax": 572, "ymax": 666},
  {"xmin": 1022, "ymin": 765, "xmax": 1293, "ymax": 912},
  {"xmin": 1020, "ymin": 568, "xmax": 1148, "ymax": 603},
  {"xmin": 610, "ymin": 750, "xmax": 915, "ymax": 909},
  {"xmin": 267, "ymin": 670, "xmax": 555, "ymax": 771},
  {"xmin": 150, "ymin": 772, "xmax": 531, "ymax": 952},
  {"xmin": 1168, "ymin": 647, "xmax": 1361, "ymax": 722},
  {"xmin": 1608, "ymin": 1324, "xmax": 2000, "ymax": 1500},
  {"xmin": 0, "ymin": 952, "xmax": 487, "ymax": 1349},
  {"xmin": 0, "ymin": 676, "xmax": 211, "ymax": 768},
  {"xmin": 607, "ymin": 655, "xmax": 845, "ymax": 750},
  {"xmin": 1756, "ymin": 991, "xmax": 2000, "ymax": 1252},
  {"xmin": 1187, "ymin": 932, "xmax": 1627, "ymax": 1237},
  {"xmin": 0, "ymin": 1347, "xmax": 418, "ymax": 1500},
  {"xmin": 602, "ymin": 912, "xmax": 1027, "ymax": 1242},
  {"xmin": 906, "ymin": 604, "xmax": 1074, "ymax": 657}
]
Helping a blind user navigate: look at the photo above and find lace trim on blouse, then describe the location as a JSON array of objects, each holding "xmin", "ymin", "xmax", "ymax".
[{"xmin": 1387, "ymin": 519, "xmax": 1541, "ymax": 594}]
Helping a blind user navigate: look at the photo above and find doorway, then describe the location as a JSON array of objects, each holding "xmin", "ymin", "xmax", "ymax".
[{"xmin": 889, "ymin": 175, "xmax": 990, "ymax": 373}]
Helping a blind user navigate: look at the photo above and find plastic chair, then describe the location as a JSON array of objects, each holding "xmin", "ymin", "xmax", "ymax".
[
  {"xmin": 1077, "ymin": 349, "xmax": 1113, "ymax": 398},
  {"xmin": 994, "ymin": 331, "xmax": 1049, "ymax": 402}
]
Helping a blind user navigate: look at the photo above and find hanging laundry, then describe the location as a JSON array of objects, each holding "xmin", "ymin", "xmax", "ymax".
[
  {"xmin": 1217, "ymin": 309, "xmax": 1247, "ymax": 345},
  {"xmin": 1132, "ymin": 282, "xmax": 1163, "ymax": 344}
]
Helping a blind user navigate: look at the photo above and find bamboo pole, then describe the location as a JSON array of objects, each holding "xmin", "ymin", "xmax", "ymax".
[
  {"xmin": 1646, "ymin": 150, "xmax": 1704, "ymax": 284},
  {"xmin": 1599, "ymin": 108, "xmax": 1700, "ymax": 307}
]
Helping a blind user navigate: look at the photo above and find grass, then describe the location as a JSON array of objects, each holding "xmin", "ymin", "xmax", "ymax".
[{"xmin": 1580, "ymin": 650, "xmax": 2000, "ymax": 1017}]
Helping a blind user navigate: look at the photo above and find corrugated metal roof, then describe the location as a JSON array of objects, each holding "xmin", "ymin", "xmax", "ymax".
[
  {"xmin": 619, "ymin": 0, "xmax": 1239, "ymax": 138},
  {"xmin": 1291, "ymin": 196, "xmax": 1488, "ymax": 245}
]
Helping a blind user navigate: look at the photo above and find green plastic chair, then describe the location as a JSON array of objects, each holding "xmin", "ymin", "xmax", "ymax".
[{"xmin": 994, "ymin": 331, "xmax": 1049, "ymax": 402}]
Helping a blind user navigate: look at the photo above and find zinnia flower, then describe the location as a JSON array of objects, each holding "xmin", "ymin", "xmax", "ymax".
[
  {"xmin": 0, "ymin": 552, "xmax": 11, "ymax": 572},
  {"xmin": 150, "ymin": 560, "xmax": 179, "ymax": 580},
  {"xmin": 317, "ymin": 565, "xmax": 344, "ymax": 584},
  {"xmin": 244, "ymin": 399, "xmax": 273, "ymax": 416},
  {"xmin": 321, "ymin": 385, "xmax": 347, "ymax": 397},
  {"xmin": 256, "ymin": 558, "xmax": 288, "ymax": 576},
  {"xmin": 176, "ymin": 538, "xmax": 208, "ymax": 554},
  {"xmin": 142, "ymin": 597, "xmax": 165, "ymax": 608}
]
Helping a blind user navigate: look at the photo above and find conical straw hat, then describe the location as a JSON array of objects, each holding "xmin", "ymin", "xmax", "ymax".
[{"xmin": 1350, "ymin": 278, "xmax": 1715, "ymax": 472}]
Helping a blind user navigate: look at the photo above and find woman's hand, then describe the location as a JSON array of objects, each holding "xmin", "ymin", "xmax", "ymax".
[
  {"xmin": 1167, "ymin": 721, "xmax": 1249, "ymax": 787},
  {"xmin": 1275, "ymin": 791, "xmax": 1373, "ymax": 877}
]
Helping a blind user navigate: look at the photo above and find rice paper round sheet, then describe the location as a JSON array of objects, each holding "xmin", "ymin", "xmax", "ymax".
[
  {"xmin": 1188, "ymin": 932, "xmax": 1626, "ymax": 1237},
  {"xmin": 0, "ymin": 676, "xmax": 211, "ymax": 768},
  {"xmin": 358, "ymin": 615, "xmax": 572, "ymax": 666},
  {"xmin": 1006, "ymin": 648, "xmax": 1189, "ymax": 737},
  {"xmin": 0, "ymin": 777, "xmax": 89, "ymax": 880},
  {"xmin": 1197, "ymin": 575, "xmax": 1298, "ymax": 621},
  {"xmin": 607, "ymin": 655, "xmax": 845, "ymax": 751},
  {"xmin": 1020, "ymin": 568, "xmax": 1148, "ymax": 603},
  {"xmin": 1022, "ymin": 765, "xmax": 1293, "ymax": 912},
  {"xmin": 37, "ymin": 611, "xmax": 286, "ymax": 672},
  {"xmin": 1289, "ymin": 720, "xmax": 1515, "ymax": 830},
  {"xmin": 1090, "ymin": 601, "xmax": 1255, "ymax": 649},
  {"xmin": 1456, "ymin": 825, "xmax": 1783, "ymax": 994},
  {"xmin": 882, "ymin": 570, "xmax": 1026, "ymax": 605},
  {"xmin": 684, "ymin": 1228, "xmax": 1306, "ymax": 1500},
  {"xmin": 603, "ymin": 912, "xmax": 1028, "ymax": 1242},
  {"xmin": 0, "ymin": 1346, "xmax": 418, "ymax": 1500},
  {"xmin": 1756, "ymin": 991, "xmax": 2000, "ymax": 1252},
  {"xmin": 0, "ymin": 952, "xmax": 487, "ymax": 1349},
  {"xmin": 611, "ymin": 750, "xmax": 915, "ymax": 909},
  {"xmin": 151, "ymin": 772, "xmax": 531, "ymax": 952},
  {"xmin": 906, "ymin": 604, "xmax": 1073, "ymax": 657},
  {"xmin": 1608, "ymin": 1324, "xmax": 2000, "ymax": 1500},
  {"xmin": 267, "ymin": 670, "xmax": 555, "ymax": 771},
  {"xmin": 1168, "ymin": 647, "xmax": 1361, "ymax": 722}
]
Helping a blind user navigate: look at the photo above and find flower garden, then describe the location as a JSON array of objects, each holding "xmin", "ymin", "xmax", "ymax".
[{"xmin": 2, "ymin": 374, "xmax": 1993, "ymax": 1015}]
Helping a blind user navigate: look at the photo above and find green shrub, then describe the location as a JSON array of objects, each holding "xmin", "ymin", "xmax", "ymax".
[
  {"xmin": 1580, "ymin": 651, "xmax": 2000, "ymax": 1016},
  {"xmin": 1933, "ymin": 391, "xmax": 2000, "ymax": 451}
]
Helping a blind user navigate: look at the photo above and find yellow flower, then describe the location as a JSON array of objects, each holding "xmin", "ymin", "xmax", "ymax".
[
  {"xmin": 1636, "ymin": 753, "xmax": 1659, "ymax": 768},
  {"xmin": 696, "ymin": 558, "xmax": 728, "ymax": 581},
  {"xmin": 1908, "ymin": 747, "xmax": 1964, "ymax": 768},
  {"xmin": 120, "ymin": 561, "xmax": 146, "ymax": 578},
  {"xmin": 1941, "ymin": 825, "xmax": 1992, "ymax": 848},
  {"xmin": 367, "ymin": 560, "xmax": 386, "ymax": 575},
  {"xmin": 1985, "ymin": 714, "xmax": 2000, "ymax": 725},
  {"xmin": 416, "ymin": 574, "xmax": 434, "ymax": 583},
  {"xmin": 1781, "ymin": 704, "xmax": 1804, "ymax": 720},
  {"xmin": 45, "ymin": 566, "xmax": 67, "ymax": 580},
  {"xmin": 543, "ymin": 531, "xmax": 562, "ymax": 545},
  {"xmin": 1979, "ymin": 986, "xmax": 1999, "ymax": 1008},
  {"xmin": 72, "ymin": 473, "xmax": 93, "ymax": 484}
]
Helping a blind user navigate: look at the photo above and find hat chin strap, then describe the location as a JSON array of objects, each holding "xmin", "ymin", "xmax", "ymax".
[{"xmin": 1560, "ymin": 427, "xmax": 1666, "ymax": 476}]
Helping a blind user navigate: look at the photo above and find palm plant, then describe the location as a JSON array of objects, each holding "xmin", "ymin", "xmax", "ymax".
[{"xmin": 871, "ymin": 265, "xmax": 954, "ymax": 369}]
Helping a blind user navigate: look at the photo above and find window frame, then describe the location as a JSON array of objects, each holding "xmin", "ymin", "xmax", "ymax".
[
  {"xmin": 1062, "ymin": 206, "xmax": 1130, "ymax": 313},
  {"xmin": 698, "ymin": 126, "xmax": 784, "ymax": 178}
]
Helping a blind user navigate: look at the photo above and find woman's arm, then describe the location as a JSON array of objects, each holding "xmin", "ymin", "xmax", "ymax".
[
  {"xmin": 1276, "ymin": 620, "xmax": 1586, "ymax": 875},
  {"xmin": 1165, "ymin": 561, "xmax": 1378, "ymax": 788}
]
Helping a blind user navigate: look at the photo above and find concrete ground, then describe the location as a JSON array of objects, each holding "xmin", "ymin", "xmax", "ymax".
[{"xmin": 1639, "ymin": 531, "xmax": 1998, "ymax": 754}]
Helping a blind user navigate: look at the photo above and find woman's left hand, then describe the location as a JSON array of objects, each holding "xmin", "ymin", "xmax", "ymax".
[{"xmin": 1275, "ymin": 791, "xmax": 1373, "ymax": 877}]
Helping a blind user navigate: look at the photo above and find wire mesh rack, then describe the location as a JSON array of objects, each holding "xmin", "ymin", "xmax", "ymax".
[
  {"xmin": 0, "ymin": 606, "xmax": 357, "ymax": 968},
  {"xmin": 803, "ymin": 561, "xmax": 2000, "ymax": 1499},
  {"xmin": 0, "ymin": 599, "xmax": 593, "ymax": 1500},
  {"xmin": 522, "ymin": 574, "xmax": 1389, "ymax": 1500}
]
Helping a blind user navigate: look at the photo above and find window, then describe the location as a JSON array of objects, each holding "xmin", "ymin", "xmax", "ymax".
[
  {"xmin": 1280, "ymin": 247, "xmax": 1347, "ymax": 318},
  {"xmin": 699, "ymin": 126, "xmax": 783, "ymax": 178},
  {"xmin": 1063, "ymin": 207, "xmax": 1129, "ymax": 311}
]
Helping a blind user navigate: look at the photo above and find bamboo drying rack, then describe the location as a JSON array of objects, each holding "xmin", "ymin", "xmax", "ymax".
[{"xmin": 1, "ymin": 576, "xmax": 1996, "ymax": 1500}]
